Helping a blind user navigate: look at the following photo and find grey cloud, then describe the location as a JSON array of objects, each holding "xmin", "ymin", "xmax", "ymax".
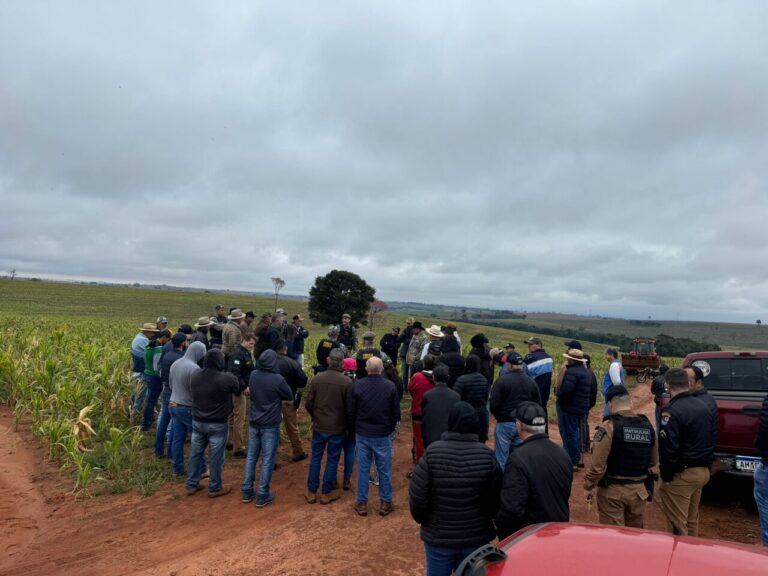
[{"xmin": 2, "ymin": 1, "xmax": 768, "ymax": 323}]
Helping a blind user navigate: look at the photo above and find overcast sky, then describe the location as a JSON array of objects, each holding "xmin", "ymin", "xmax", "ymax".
[{"xmin": 2, "ymin": 2, "xmax": 767, "ymax": 323}]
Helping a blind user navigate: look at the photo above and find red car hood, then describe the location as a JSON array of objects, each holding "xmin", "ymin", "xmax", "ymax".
[{"xmin": 489, "ymin": 524, "xmax": 768, "ymax": 576}]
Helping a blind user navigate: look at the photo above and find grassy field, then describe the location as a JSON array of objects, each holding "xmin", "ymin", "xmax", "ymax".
[
  {"xmin": 0, "ymin": 278, "xmax": 681, "ymax": 495},
  {"xmin": 507, "ymin": 312, "xmax": 767, "ymax": 351}
]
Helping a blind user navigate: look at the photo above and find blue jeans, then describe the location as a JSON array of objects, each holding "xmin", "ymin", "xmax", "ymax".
[
  {"xmin": 307, "ymin": 431, "xmax": 344, "ymax": 494},
  {"xmin": 132, "ymin": 375, "xmax": 148, "ymax": 415},
  {"xmin": 186, "ymin": 421, "xmax": 226, "ymax": 492},
  {"xmin": 242, "ymin": 425, "xmax": 280, "ymax": 501},
  {"xmin": 170, "ymin": 405, "xmax": 207, "ymax": 475},
  {"xmin": 154, "ymin": 388, "xmax": 173, "ymax": 457},
  {"xmin": 424, "ymin": 543, "xmax": 477, "ymax": 576},
  {"xmin": 356, "ymin": 434, "xmax": 392, "ymax": 503},
  {"xmin": 141, "ymin": 374, "xmax": 162, "ymax": 431},
  {"xmin": 343, "ymin": 435, "xmax": 356, "ymax": 481},
  {"xmin": 755, "ymin": 463, "xmax": 768, "ymax": 545},
  {"xmin": 494, "ymin": 421, "xmax": 522, "ymax": 470},
  {"xmin": 557, "ymin": 403, "xmax": 581, "ymax": 466}
]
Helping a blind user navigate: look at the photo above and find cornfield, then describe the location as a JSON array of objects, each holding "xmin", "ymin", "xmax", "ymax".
[{"xmin": 0, "ymin": 282, "xmax": 682, "ymax": 496}]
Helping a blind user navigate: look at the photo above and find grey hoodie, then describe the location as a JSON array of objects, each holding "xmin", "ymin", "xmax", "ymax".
[{"xmin": 169, "ymin": 341, "xmax": 206, "ymax": 406}]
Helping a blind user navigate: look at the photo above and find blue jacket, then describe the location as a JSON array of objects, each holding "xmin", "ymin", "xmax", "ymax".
[
  {"xmin": 248, "ymin": 350, "xmax": 293, "ymax": 427},
  {"xmin": 131, "ymin": 332, "xmax": 149, "ymax": 373},
  {"xmin": 523, "ymin": 349, "xmax": 553, "ymax": 386},
  {"xmin": 346, "ymin": 374, "xmax": 400, "ymax": 437}
]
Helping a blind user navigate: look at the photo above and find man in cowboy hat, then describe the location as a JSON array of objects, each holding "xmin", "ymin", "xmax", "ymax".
[
  {"xmin": 131, "ymin": 322, "xmax": 159, "ymax": 414},
  {"xmin": 222, "ymin": 309, "xmax": 247, "ymax": 456},
  {"xmin": 132, "ymin": 323, "xmax": 158, "ymax": 378},
  {"xmin": 406, "ymin": 322, "xmax": 428, "ymax": 382},
  {"xmin": 420, "ymin": 325, "xmax": 444, "ymax": 360},
  {"xmin": 556, "ymin": 348, "xmax": 592, "ymax": 469},
  {"xmin": 191, "ymin": 316, "xmax": 213, "ymax": 350},
  {"xmin": 222, "ymin": 309, "xmax": 246, "ymax": 357}
]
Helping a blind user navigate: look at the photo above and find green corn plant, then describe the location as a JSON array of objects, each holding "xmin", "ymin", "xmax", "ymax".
[{"xmin": 103, "ymin": 427, "xmax": 128, "ymax": 474}]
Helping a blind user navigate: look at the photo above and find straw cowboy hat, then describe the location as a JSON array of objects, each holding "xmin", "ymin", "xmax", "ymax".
[
  {"xmin": 426, "ymin": 325, "xmax": 444, "ymax": 338},
  {"xmin": 563, "ymin": 348, "xmax": 588, "ymax": 363},
  {"xmin": 228, "ymin": 308, "xmax": 246, "ymax": 321},
  {"xmin": 194, "ymin": 316, "xmax": 214, "ymax": 328}
]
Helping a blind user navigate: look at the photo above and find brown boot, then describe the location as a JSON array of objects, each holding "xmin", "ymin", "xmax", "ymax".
[
  {"xmin": 354, "ymin": 501, "xmax": 368, "ymax": 516},
  {"xmin": 305, "ymin": 490, "xmax": 317, "ymax": 504},
  {"xmin": 319, "ymin": 489, "xmax": 341, "ymax": 505},
  {"xmin": 343, "ymin": 478, "xmax": 352, "ymax": 491},
  {"xmin": 379, "ymin": 501, "xmax": 394, "ymax": 517}
]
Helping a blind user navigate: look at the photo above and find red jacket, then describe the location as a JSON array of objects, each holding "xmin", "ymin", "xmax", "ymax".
[{"xmin": 408, "ymin": 371, "xmax": 435, "ymax": 418}]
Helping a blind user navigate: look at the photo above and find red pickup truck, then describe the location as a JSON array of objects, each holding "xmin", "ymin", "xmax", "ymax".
[{"xmin": 681, "ymin": 351, "xmax": 768, "ymax": 475}]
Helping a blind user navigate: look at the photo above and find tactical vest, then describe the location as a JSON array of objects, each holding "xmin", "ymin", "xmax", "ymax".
[
  {"xmin": 605, "ymin": 414, "xmax": 654, "ymax": 479},
  {"xmin": 316, "ymin": 338, "xmax": 340, "ymax": 368},
  {"xmin": 338, "ymin": 325, "xmax": 356, "ymax": 348},
  {"xmin": 356, "ymin": 347, "xmax": 382, "ymax": 377}
]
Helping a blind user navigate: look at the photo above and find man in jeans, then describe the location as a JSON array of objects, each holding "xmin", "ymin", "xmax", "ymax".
[
  {"xmin": 347, "ymin": 357, "xmax": 400, "ymax": 517},
  {"xmin": 556, "ymin": 348, "xmax": 591, "ymax": 469},
  {"xmin": 756, "ymin": 391, "xmax": 768, "ymax": 546},
  {"xmin": 490, "ymin": 355, "xmax": 541, "ymax": 469},
  {"xmin": 169, "ymin": 341, "xmax": 206, "ymax": 475},
  {"xmin": 304, "ymin": 348, "xmax": 352, "ymax": 504},
  {"xmin": 186, "ymin": 349, "xmax": 246, "ymax": 497},
  {"xmin": 241, "ymin": 349, "xmax": 293, "ymax": 507},
  {"xmin": 155, "ymin": 332, "xmax": 187, "ymax": 458}
]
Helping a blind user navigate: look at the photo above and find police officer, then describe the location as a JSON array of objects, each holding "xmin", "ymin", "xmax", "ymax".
[
  {"xmin": 355, "ymin": 331, "xmax": 384, "ymax": 380},
  {"xmin": 657, "ymin": 367, "xmax": 715, "ymax": 536},
  {"xmin": 315, "ymin": 326, "xmax": 345, "ymax": 374},
  {"xmin": 686, "ymin": 365, "xmax": 718, "ymax": 449},
  {"xmin": 583, "ymin": 385, "xmax": 658, "ymax": 528},
  {"xmin": 337, "ymin": 313, "xmax": 358, "ymax": 355}
]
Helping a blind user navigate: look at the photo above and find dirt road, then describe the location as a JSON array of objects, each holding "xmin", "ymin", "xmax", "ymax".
[{"xmin": 0, "ymin": 381, "xmax": 762, "ymax": 576}]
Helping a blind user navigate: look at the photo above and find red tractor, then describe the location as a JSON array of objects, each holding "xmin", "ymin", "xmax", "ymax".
[{"xmin": 621, "ymin": 338, "xmax": 662, "ymax": 382}]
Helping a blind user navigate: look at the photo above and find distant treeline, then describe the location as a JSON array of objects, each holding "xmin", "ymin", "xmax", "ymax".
[
  {"xmin": 628, "ymin": 320, "xmax": 662, "ymax": 327},
  {"xmin": 471, "ymin": 320, "xmax": 721, "ymax": 357},
  {"xmin": 470, "ymin": 311, "xmax": 527, "ymax": 320}
]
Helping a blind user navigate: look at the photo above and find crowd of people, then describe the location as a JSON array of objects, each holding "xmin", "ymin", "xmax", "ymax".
[{"xmin": 129, "ymin": 306, "xmax": 768, "ymax": 576}]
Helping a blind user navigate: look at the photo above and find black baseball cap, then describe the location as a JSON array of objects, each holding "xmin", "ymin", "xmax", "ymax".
[
  {"xmin": 605, "ymin": 385, "xmax": 630, "ymax": 403},
  {"xmin": 513, "ymin": 402, "xmax": 547, "ymax": 426},
  {"xmin": 171, "ymin": 333, "xmax": 188, "ymax": 347},
  {"xmin": 505, "ymin": 352, "xmax": 523, "ymax": 365},
  {"xmin": 564, "ymin": 339, "xmax": 582, "ymax": 350}
]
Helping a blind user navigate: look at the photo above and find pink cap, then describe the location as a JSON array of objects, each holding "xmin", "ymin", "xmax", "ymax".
[{"xmin": 342, "ymin": 358, "xmax": 357, "ymax": 371}]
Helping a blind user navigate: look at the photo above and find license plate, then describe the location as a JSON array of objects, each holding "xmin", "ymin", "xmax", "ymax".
[{"xmin": 735, "ymin": 456, "xmax": 761, "ymax": 472}]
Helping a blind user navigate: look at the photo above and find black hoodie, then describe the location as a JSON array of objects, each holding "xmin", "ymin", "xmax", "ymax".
[
  {"xmin": 409, "ymin": 401, "xmax": 500, "ymax": 549},
  {"xmin": 190, "ymin": 349, "xmax": 245, "ymax": 423}
]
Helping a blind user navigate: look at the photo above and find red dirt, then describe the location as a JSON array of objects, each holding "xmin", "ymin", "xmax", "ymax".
[{"xmin": 0, "ymin": 381, "xmax": 762, "ymax": 576}]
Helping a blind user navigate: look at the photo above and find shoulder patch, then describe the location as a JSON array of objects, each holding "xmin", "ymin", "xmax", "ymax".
[
  {"xmin": 660, "ymin": 412, "xmax": 670, "ymax": 427},
  {"xmin": 322, "ymin": 341, "xmax": 333, "ymax": 349},
  {"xmin": 595, "ymin": 428, "xmax": 607, "ymax": 442}
]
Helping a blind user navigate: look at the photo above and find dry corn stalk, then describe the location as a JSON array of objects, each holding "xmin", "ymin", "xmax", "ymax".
[{"xmin": 73, "ymin": 405, "xmax": 96, "ymax": 451}]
